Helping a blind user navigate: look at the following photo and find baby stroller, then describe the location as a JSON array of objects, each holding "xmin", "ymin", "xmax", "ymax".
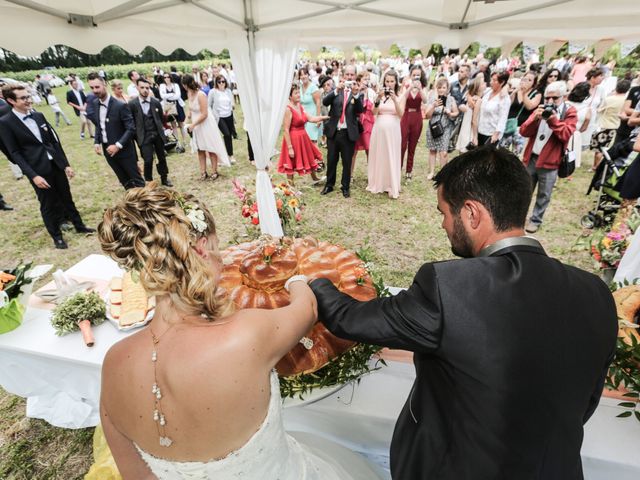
[{"xmin": 581, "ymin": 129, "xmax": 634, "ymax": 229}]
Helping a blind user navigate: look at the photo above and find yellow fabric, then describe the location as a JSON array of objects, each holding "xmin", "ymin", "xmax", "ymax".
[{"xmin": 84, "ymin": 424, "xmax": 122, "ymax": 480}]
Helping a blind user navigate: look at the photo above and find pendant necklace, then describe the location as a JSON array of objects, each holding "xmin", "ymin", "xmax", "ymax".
[{"xmin": 149, "ymin": 323, "xmax": 176, "ymax": 447}]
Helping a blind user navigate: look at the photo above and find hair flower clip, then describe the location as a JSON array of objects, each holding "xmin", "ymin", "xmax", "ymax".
[{"xmin": 185, "ymin": 204, "xmax": 208, "ymax": 233}]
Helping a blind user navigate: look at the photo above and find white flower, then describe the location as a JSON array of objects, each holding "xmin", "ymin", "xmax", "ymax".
[{"xmin": 186, "ymin": 206, "xmax": 208, "ymax": 233}]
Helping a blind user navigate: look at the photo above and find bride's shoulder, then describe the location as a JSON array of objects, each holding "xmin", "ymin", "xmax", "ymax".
[{"xmin": 103, "ymin": 328, "xmax": 147, "ymax": 368}]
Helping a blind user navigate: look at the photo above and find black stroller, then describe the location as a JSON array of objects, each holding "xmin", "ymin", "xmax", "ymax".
[{"xmin": 581, "ymin": 129, "xmax": 635, "ymax": 229}]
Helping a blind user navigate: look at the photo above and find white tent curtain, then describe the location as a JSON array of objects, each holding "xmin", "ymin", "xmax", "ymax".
[{"xmin": 229, "ymin": 32, "xmax": 300, "ymax": 237}]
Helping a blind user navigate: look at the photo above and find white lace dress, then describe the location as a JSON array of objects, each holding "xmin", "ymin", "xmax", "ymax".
[
  {"xmin": 134, "ymin": 372, "xmax": 385, "ymax": 479},
  {"xmin": 188, "ymin": 91, "xmax": 230, "ymax": 166}
]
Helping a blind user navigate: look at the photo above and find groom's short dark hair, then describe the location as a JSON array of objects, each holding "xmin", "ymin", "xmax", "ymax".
[{"xmin": 433, "ymin": 146, "xmax": 532, "ymax": 232}]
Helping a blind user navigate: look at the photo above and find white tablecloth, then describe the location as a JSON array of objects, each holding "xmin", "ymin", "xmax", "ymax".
[{"xmin": 0, "ymin": 255, "xmax": 638, "ymax": 479}]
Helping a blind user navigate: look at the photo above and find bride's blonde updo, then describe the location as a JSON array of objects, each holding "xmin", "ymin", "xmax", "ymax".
[{"xmin": 98, "ymin": 182, "xmax": 227, "ymax": 320}]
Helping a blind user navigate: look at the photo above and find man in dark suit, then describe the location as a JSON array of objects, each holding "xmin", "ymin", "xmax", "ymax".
[
  {"xmin": 310, "ymin": 146, "xmax": 618, "ymax": 479},
  {"xmin": 66, "ymin": 79, "xmax": 93, "ymax": 139},
  {"xmin": 1, "ymin": 85, "xmax": 23, "ymax": 183},
  {"xmin": 321, "ymin": 65, "xmax": 363, "ymax": 198},
  {"xmin": 0, "ymin": 85, "xmax": 94, "ymax": 248},
  {"xmin": 87, "ymin": 72, "xmax": 144, "ymax": 190},
  {"xmin": 0, "ymin": 89, "xmax": 15, "ymax": 210},
  {"xmin": 128, "ymin": 78, "xmax": 173, "ymax": 186}
]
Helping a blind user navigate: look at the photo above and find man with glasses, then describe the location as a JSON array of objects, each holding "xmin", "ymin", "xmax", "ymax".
[
  {"xmin": 520, "ymin": 81, "xmax": 577, "ymax": 233},
  {"xmin": 0, "ymin": 85, "xmax": 94, "ymax": 248}
]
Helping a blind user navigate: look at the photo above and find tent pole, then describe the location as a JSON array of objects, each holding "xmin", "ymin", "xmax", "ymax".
[
  {"xmin": 4, "ymin": 0, "xmax": 67, "ymax": 21},
  {"xmin": 467, "ymin": 0, "xmax": 573, "ymax": 27}
]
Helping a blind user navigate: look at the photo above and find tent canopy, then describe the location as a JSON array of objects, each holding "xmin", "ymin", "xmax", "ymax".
[
  {"xmin": 3, "ymin": 0, "xmax": 638, "ymax": 237},
  {"xmin": 1, "ymin": 0, "xmax": 639, "ymax": 57}
]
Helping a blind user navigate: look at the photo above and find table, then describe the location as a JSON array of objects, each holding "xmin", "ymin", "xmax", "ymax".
[{"xmin": 1, "ymin": 255, "xmax": 639, "ymax": 479}]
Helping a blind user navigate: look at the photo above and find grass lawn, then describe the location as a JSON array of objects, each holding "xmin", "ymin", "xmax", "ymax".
[{"xmin": 0, "ymin": 83, "xmax": 597, "ymax": 478}]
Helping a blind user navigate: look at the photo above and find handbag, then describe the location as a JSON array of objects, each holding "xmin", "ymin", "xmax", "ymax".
[
  {"xmin": 504, "ymin": 117, "xmax": 518, "ymax": 136},
  {"xmin": 162, "ymin": 101, "xmax": 178, "ymax": 116},
  {"xmin": 429, "ymin": 109, "xmax": 445, "ymax": 139},
  {"xmin": 558, "ymin": 122, "xmax": 576, "ymax": 178},
  {"xmin": 504, "ymin": 92, "xmax": 531, "ymax": 135},
  {"xmin": 558, "ymin": 135, "xmax": 576, "ymax": 178}
]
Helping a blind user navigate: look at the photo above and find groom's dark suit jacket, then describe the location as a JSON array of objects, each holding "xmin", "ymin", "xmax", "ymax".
[
  {"xmin": 322, "ymin": 89, "xmax": 363, "ymax": 142},
  {"xmin": 0, "ymin": 110, "xmax": 70, "ymax": 179},
  {"xmin": 311, "ymin": 239, "xmax": 617, "ymax": 480}
]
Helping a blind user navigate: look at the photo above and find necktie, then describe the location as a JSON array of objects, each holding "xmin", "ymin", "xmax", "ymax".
[
  {"xmin": 340, "ymin": 90, "xmax": 349, "ymax": 124},
  {"xmin": 100, "ymin": 103, "xmax": 107, "ymax": 108}
]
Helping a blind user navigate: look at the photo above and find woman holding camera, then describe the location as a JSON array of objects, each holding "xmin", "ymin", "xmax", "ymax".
[
  {"xmin": 400, "ymin": 66, "xmax": 428, "ymax": 180},
  {"xmin": 425, "ymin": 77, "xmax": 459, "ymax": 180},
  {"xmin": 353, "ymin": 72, "xmax": 376, "ymax": 176},
  {"xmin": 366, "ymin": 70, "xmax": 405, "ymax": 199},
  {"xmin": 500, "ymin": 71, "xmax": 541, "ymax": 155}
]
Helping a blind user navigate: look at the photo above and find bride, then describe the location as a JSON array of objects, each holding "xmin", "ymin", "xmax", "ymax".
[{"xmin": 97, "ymin": 183, "xmax": 385, "ymax": 479}]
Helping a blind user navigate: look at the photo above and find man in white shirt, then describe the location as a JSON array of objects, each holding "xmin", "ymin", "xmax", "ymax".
[
  {"xmin": 127, "ymin": 70, "xmax": 140, "ymax": 99},
  {"xmin": 66, "ymin": 79, "xmax": 93, "ymax": 139},
  {"xmin": 88, "ymin": 72, "xmax": 144, "ymax": 190},
  {"xmin": 0, "ymin": 84, "xmax": 94, "ymax": 248}
]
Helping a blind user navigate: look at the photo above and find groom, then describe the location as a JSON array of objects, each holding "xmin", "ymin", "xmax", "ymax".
[
  {"xmin": 321, "ymin": 65, "xmax": 363, "ymax": 198},
  {"xmin": 311, "ymin": 146, "xmax": 617, "ymax": 479}
]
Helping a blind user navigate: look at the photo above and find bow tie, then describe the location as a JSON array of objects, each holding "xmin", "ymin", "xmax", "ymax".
[
  {"xmin": 23, "ymin": 114, "xmax": 33, "ymax": 120},
  {"xmin": 142, "ymin": 100, "xmax": 149, "ymax": 104},
  {"xmin": 100, "ymin": 103, "xmax": 108, "ymax": 108}
]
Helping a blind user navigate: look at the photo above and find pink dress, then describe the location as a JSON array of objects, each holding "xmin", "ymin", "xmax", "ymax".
[
  {"xmin": 355, "ymin": 97, "xmax": 375, "ymax": 151},
  {"xmin": 278, "ymin": 105, "xmax": 322, "ymax": 175},
  {"xmin": 366, "ymin": 99, "xmax": 401, "ymax": 199}
]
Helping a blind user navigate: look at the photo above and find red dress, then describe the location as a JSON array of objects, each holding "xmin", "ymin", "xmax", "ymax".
[
  {"xmin": 355, "ymin": 97, "xmax": 375, "ymax": 151},
  {"xmin": 278, "ymin": 105, "xmax": 322, "ymax": 175}
]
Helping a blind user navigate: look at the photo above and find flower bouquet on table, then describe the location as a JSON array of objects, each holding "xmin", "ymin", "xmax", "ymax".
[
  {"xmin": 0, "ymin": 262, "xmax": 33, "ymax": 334},
  {"xmin": 607, "ymin": 281, "xmax": 640, "ymax": 422},
  {"xmin": 232, "ymin": 179, "xmax": 305, "ymax": 237},
  {"xmin": 577, "ymin": 208, "xmax": 640, "ymax": 277},
  {"xmin": 51, "ymin": 291, "xmax": 106, "ymax": 347}
]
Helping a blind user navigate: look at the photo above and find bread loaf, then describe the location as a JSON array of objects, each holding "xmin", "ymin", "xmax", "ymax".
[
  {"xmin": 108, "ymin": 272, "xmax": 154, "ymax": 327},
  {"xmin": 219, "ymin": 237, "xmax": 377, "ymax": 376}
]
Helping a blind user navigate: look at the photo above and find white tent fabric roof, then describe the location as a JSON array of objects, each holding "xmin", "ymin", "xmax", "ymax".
[{"xmin": 1, "ymin": 0, "xmax": 639, "ymax": 57}]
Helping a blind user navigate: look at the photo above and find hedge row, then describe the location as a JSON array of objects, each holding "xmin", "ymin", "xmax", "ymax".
[{"xmin": 0, "ymin": 59, "xmax": 231, "ymax": 83}]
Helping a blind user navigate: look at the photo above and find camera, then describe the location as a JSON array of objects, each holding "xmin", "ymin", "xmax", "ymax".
[
  {"xmin": 438, "ymin": 95, "xmax": 447, "ymax": 105},
  {"xmin": 344, "ymin": 80, "xmax": 354, "ymax": 89},
  {"xmin": 541, "ymin": 104, "xmax": 556, "ymax": 120},
  {"xmin": 384, "ymin": 87, "xmax": 391, "ymax": 96}
]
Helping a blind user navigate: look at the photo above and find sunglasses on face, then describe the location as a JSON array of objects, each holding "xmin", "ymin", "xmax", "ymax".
[
  {"xmin": 544, "ymin": 95, "xmax": 560, "ymax": 100},
  {"xmin": 17, "ymin": 95, "xmax": 32, "ymax": 101},
  {"xmin": 217, "ymin": 80, "xmax": 226, "ymax": 84}
]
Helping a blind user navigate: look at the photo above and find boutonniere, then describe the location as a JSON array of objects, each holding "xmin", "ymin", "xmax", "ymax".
[
  {"xmin": 106, "ymin": 118, "xmax": 109, "ymax": 123},
  {"xmin": 350, "ymin": 98, "xmax": 355, "ymax": 104},
  {"xmin": 41, "ymin": 124, "xmax": 49, "ymax": 131},
  {"xmin": 155, "ymin": 108, "xmax": 159, "ymax": 112}
]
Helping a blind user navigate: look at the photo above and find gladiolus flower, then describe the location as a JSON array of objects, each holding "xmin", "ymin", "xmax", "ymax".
[
  {"xmin": 295, "ymin": 212, "xmax": 302, "ymax": 222},
  {"xmin": 276, "ymin": 198, "xmax": 283, "ymax": 210}
]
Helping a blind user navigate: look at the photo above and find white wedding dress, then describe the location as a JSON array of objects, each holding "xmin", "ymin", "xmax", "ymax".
[{"xmin": 134, "ymin": 371, "xmax": 386, "ymax": 479}]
